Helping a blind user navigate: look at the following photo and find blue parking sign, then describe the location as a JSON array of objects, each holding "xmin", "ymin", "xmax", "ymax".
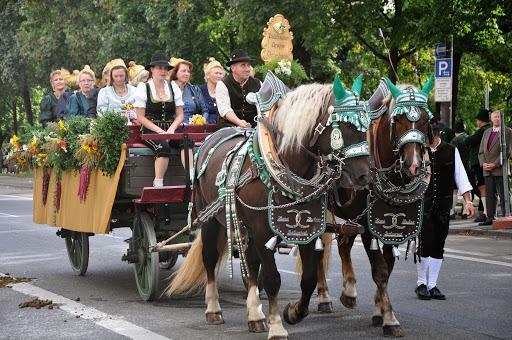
[{"xmin": 435, "ymin": 59, "xmax": 451, "ymax": 78}]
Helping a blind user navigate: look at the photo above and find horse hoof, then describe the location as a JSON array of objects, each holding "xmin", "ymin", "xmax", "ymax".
[
  {"xmin": 340, "ymin": 294, "xmax": 357, "ymax": 309},
  {"xmin": 283, "ymin": 302, "xmax": 308, "ymax": 325},
  {"xmin": 317, "ymin": 301, "xmax": 333, "ymax": 313},
  {"xmin": 206, "ymin": 311, "xmax": 224, "ymax": 325},
  {"xmin": 248, "ymin": 319, "xmax": 267, "ymax": 333},
  {"xmin": 372, "ymin": 315, "xmax": 383, "ymax": 327},
  {"xmin": 383, "ymin": 325, "xmax": 403, "ymax": 337}
]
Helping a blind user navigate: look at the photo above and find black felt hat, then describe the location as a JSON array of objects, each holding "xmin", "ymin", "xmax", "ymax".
[
  {"xmin": 454, "ymin": 120, "xmax": 465, "ymax": 133},
  {"xmin": 146, "ymin": 51, "xmax": 173, "ymax": 70},
  {"xmin": 475, "ymin": 109, "xmax": 490, "ymax": 122},
  {"xmin": 226, "ymin": 49, "xmax": 252, "ymax": 67}
]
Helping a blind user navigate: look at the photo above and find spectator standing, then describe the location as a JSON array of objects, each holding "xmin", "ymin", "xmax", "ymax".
[
  {"xmin": 450, "ymin": 121, "xmax": 471, "ymax": 218},
  {"xmin": 464, "ymin": 109, "xmax": 491, "ymax": 222},
  {"xmin": 478, "ymin": 110, "xmax": 512, "ymax": 225}
]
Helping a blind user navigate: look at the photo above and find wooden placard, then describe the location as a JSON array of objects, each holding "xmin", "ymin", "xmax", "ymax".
[{"xmin": 261, "ymin": 14, "xmax": 293, "ymax": 63}]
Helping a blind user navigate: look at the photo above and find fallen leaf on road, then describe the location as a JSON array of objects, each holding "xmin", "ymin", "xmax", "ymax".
[{"xmin": 0, "ymin": 275, "xmax": 33, "ymax": 288}]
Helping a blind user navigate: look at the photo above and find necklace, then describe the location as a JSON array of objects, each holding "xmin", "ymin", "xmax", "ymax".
[{"xmin": 114, "ymin": 85, "xmax": 128, "ymax": 97}]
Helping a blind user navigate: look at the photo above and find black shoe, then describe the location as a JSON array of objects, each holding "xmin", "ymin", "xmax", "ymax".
[
  {"xmin": 461, "ymin": 214, "xmax": 468, "ymax": 219},
  {"xmin": 478, "ymin": 217, "xmax": 494, "ymax": 226},
  {"xmin": 449, "ymin": 214, "xmax": 456, "ymax": 220},
  {"xmin": 474, "ymin": 214, "xmax": 486, "ymax": 223},
  {"xmin": 429, "ymin": 286, "xmax": 446, "ymax": 300},
  {"xmin": 415, "ymin": 284, "xmax": 431, "ymax": 300}
]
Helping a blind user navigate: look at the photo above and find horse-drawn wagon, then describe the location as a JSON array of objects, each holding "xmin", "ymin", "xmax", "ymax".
[{"xmin": 33, "ymin": 124, "xmax": 216, "ymax": 301}]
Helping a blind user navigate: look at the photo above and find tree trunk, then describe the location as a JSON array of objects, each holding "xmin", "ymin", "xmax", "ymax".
[
  {"xmin": 12, "ymin": 98, "xmax": 18, "ymax": 135},
  {"xmin": 22, "ymin": 77, "xmax": 34, "ymax": 125},
  {"xmin": 451, "ymin": 47, "xmax": 463, "ymax": 125},
  {"xmin": 293, "ymin": 38, "xmax": 312, "ymax": 78}
]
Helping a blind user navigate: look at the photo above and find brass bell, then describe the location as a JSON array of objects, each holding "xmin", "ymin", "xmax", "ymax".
[
  {"xmin": 265, "ymin": 236, "xmax": 278, "ymax": 251},
  {"xmin": 392, "ymin": 246, "xmax": 401, "ymax": 258},
  {"xmin": 370, "ymin": 238, "xmax": 379, "ymax": 251},
  {"xmin": 289, "ymin": 245, "xmax": 299, "ymax": 257}
]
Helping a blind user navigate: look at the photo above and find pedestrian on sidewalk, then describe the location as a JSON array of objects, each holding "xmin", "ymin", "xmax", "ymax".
[
  {"xmin": 478, "ymin": 110, "xmax": 512, "ymax": 225},
  {"xmin": 415, "ymin": 121, "xmax": 475, "ymax": 301},
  {"xmin": 464, "ymin": 109, "xmax": 491, "ymax": 222}
]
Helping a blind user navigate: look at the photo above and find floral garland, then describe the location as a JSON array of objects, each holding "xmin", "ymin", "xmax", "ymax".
[{"xmin": 255, "ymin": 58, "xmax": 309, "ymax": 88}]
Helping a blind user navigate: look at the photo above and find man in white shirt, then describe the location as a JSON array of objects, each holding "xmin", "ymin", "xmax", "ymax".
[
  {"xmin": 215, "ymin": 49, "xmax": 261, "ymax": 128},
  {"xmin": 415, "ymin": 121, "xmax": 475, "ymax": 301}
]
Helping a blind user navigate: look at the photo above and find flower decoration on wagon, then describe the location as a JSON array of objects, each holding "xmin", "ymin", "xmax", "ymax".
[
  {"xmin": 191, "ymin": 114, "xmax": 207, "ymax": 125},
  {"xmin": 75, "ymin": 134, "xmax": 102, "ymax": 202},
  {"xmin": 5, "ymin": 134, "xmax": 31, "ymax": 172}
]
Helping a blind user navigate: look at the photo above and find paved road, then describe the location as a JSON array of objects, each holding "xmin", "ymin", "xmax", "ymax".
[{"xmin": 1, "ymin": 186, "xmax": 511, "ymax": 340}]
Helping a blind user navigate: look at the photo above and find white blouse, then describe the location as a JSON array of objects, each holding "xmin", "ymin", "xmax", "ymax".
[
  {"xmin": 134, "ymin": 79, "xmax": 184, "ymax": 108},
  {"xmin": 96, "ymin": 84, "xmax": 137, "ymax": 115}
]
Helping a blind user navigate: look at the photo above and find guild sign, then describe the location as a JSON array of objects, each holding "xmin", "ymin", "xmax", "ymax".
[{"xmin": 261, "ymin": 14, "xmax": 294, "ymax": 63}]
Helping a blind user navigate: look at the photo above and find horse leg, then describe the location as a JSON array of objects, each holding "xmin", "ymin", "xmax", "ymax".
[
  {"xmin": 245, "ymin": 234, "xmax": 267, "ymax": 333},
  {"xmin": 202, "ymin": 220, "xmax": 225, "ymax": 325},
  {"xmin": 316, "ymin": 233, "xmax": 333, "ymax": 313},
  {"xmin": 361, "ymin": 233, "xmax": 402, "ymax": 337},
  {"xmin": 283, "ymin": 241, "xmax": 320, "ymax": 325},
  {"xmin": 256, "ymin": 236, "xmax": 288, "ymax": 340},
  {"xmin": 338, "ymin": 235, "xmax": 358, "ymax": 308}
]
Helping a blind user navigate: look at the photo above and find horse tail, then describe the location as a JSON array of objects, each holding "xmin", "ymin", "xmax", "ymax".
[
  {"xmin": 165, "ymin": 232, "xmax": 207, "ymax": 296},
  {"xmin": 296, "ymin": 233, "xmax": 332, "ymax": 275}
]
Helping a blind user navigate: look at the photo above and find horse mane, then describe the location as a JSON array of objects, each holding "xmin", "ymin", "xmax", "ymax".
[{"xmin": 272, "ymin": 83, "xmax": 333, "ymax": 153}]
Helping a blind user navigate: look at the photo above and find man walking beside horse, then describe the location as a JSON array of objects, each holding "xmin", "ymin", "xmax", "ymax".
[{"xmin": 415, "ymin": 121, "xmax": 475, "ymax": 300}]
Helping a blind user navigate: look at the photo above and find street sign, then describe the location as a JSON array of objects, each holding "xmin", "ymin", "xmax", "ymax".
[
  {"xmin": 435, "ymin": 58, "xmax": 452, "ymax": 102},
  {"xmin": 435, "ymin": 58, "xmax": 451, "ymax": 77},
  {"xmin": 435, "ymin": 43, "xmax": 447, "ymax": 58}
]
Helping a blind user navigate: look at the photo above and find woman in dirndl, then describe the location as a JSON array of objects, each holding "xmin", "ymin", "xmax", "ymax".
[{"xmin": 134, "ymin": 51, "xmax": 185, "ymax": 187}]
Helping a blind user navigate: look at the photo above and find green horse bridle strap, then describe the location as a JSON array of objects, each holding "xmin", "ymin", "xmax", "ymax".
[{"xmin": 396, "ymin": 129, "xmax": 426, "ymax": 149}]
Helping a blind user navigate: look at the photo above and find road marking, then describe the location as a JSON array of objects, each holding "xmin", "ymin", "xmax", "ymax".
[
  {"xmin": 0, "ymin": 194, "xmax": 33, "ymax": 200},
  {"xmin": 0, "ymin": 229, "xmax": 44, "ymax": 234},
  {"xmin": 3, "ymin": 274, "xmax": 171, "ymax": 340},
  {"xmin": 0, "ymin": 212, "xmax": 20, "ymax": 217},
  {"xmin": 442, "ymin": 247, "xmax": 492, "ymax": 257},
  {"xmin": 353, "ymin": 241, "xmax": 512, "ymax": 268},
  {"xmin": 278, "ymin": 269, "xmax": 299, "ymax": 275},
  {"xmin": 443, "ymin": 254, "xmax": 512, "ymax": 268}
]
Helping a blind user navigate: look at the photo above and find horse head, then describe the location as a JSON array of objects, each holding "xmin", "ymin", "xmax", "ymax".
[{"xmin": 377, "ymin": 75, "xmax": 434, "ymax": 178}]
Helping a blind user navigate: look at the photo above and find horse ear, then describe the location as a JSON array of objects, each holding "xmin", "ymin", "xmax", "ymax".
[
  {"xmin": 420, "ymin": 73, "xmax": 435, "ymax": 96},
  {"xmin": 384, "ymin": 77, "xmax": 401, "ymax": 99},
  {"xmin": 333, "ymin": 74, "xmax": 348, "ymax": 101},
  {"xmin": 351, "ymin": 73, "xmax": 363, "ymax": 97}
]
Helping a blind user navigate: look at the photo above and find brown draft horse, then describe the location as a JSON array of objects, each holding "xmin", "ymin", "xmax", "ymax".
[
  {"xmin": 310, "ymin": 78, "xmax": 434, "ymax": 337},
  {"xmin": 166, "ymin": 80, "xmax": 371, "ymax": 339}
]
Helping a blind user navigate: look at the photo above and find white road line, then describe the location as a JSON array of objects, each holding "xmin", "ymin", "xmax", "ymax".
[
  {"xmin": 0, "ymin": 194, "xmax": 33, "ymax": 200},
  {"xmin": 0, "ymin": 212, "xmax": 20, "ymax": 217},
  {"xmin": 3, "ymin": 274, "xmax": 171, "ymax": 340},
  {"xmin": 278, "ymin": 269, "xmax": 299, "ymax": 275},
  {"xmin": 353, "ymin": 241, "xmax": 512, "ymax": 268},
  {"xmin": 443, "ymin": 247, "xmax": 492, "ymax": 257},
  {"xmin": 0, "ymin": 229, "xmax": 44, "ymax": 234}
]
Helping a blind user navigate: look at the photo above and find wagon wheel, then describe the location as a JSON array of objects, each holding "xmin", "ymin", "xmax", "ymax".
[
  {"xmin": 132, "ymin": 212, "xmax": 159, "ymax": 301},
  {"xmin": 65, "ymin": 231, "xmax": 89, "ymax": 276},
  {"xmin": 159, "ymin": 252, "xmax": 179, "ymax": 270}
]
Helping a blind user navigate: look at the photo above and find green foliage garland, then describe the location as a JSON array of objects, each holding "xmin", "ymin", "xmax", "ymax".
[{"xmin": 254, "ymin": 59, "xmax": 309, "ymax": 88}]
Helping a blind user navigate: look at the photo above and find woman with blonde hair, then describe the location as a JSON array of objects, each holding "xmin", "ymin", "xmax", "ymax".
[
  {"xmin": 199, "ymin": 57, "xmax": 225, "ymax": 124},
  {"xmin": 97, "ymin": 59, "xmax": 137, "ymax": 121},
  {"xmin": 65, "ymin": 66, "xmax": 99, "ymax": 117},
  {"xmin": 39, "ymin": 69, "xmax": 71, "ymax": 126}
]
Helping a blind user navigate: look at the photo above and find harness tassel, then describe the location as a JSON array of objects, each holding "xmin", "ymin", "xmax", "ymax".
[
  {"xmin": 315, "ymin": 237, "xmax": 324, "ymax": 251},
  {"xmin": 392, "ymin": 246, "xmax": 401, "ymax": 259},
  {"xmin": 370, "ymin": 238, "xmax": 379, "ymax": 251},
  {"xmin": 265, "ymin": 236, "xmax": 278, "ymax": 251}
]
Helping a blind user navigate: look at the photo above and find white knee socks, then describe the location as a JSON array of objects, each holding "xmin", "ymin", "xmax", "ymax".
[
  {"xmin": 427, "ymin": 258, "xmax": 443, "ymax": 290},
  {"xmin": 416, "ymin": 257, "xmax": 430, "ymax": 286},
  {"xmin": 153, "ymin": 178, "xmax": 164, "ymax": 187}
]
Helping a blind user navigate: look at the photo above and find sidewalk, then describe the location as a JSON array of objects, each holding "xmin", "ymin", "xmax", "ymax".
[{"xmin": 1, "ymin": 173, "xmax": 511, "ymax": 238}]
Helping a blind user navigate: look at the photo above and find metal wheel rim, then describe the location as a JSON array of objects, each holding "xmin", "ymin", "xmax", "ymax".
[
  {"xmin": 133, "ymin": 212, "xmax": 159, "ymax": 301},
  {"xmin": 65, "ymin": 232, "xmax": 89, "ymax": 276}
]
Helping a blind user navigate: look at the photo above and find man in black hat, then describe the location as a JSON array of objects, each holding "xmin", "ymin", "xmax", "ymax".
[
  {"xmin": 415, "ymin": 121, "xmax": 475, "ymax": 301},
  {"xmin": 464, "ymin": 109, "xmax": 491, "ymax": 222},
  {"xmin": 216, "ymin": 49, "xmax": 261, "ymax": 128}
]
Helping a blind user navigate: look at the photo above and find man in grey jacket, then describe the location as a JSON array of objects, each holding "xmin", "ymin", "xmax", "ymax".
[{"xmin": 478, "ymin": 110, "xmax": 512, "ymax": 225}]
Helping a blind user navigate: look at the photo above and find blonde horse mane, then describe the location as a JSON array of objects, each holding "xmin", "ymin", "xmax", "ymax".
[{"xmin": 272, "ymin": 83, "xmax": 333, "ymax": 153}]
